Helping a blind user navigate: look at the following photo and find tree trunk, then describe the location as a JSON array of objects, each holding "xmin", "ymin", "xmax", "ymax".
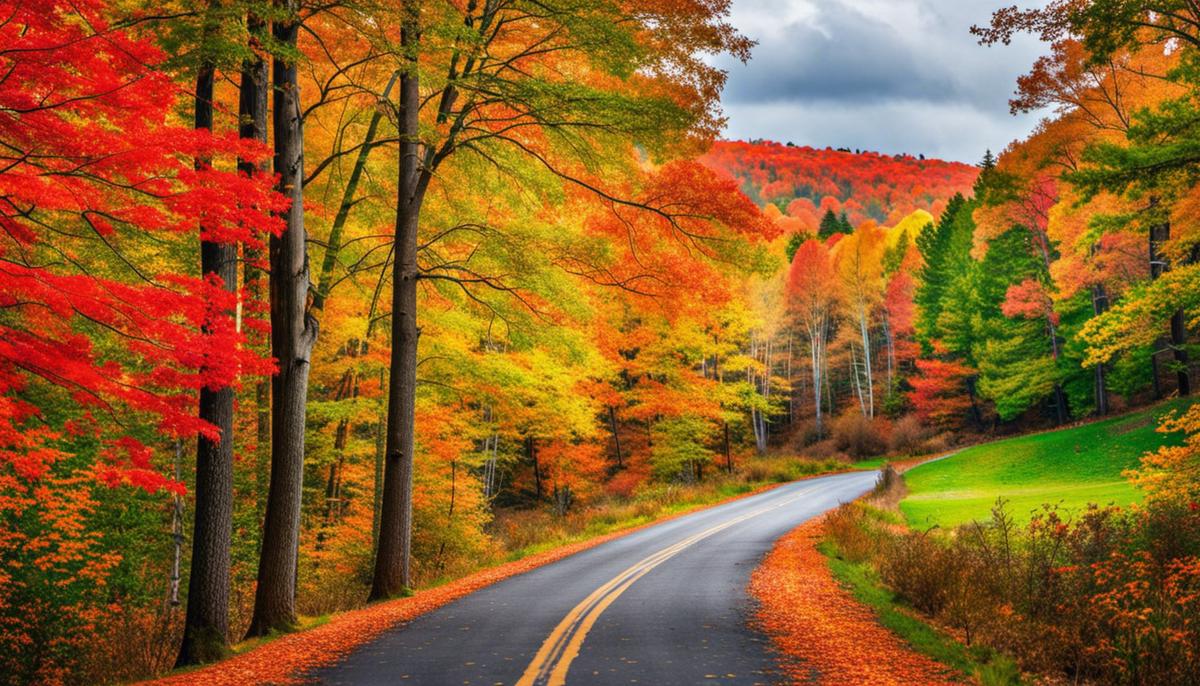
[
  {"xmin": 609, "ymin": 406, "xmax": 623, "ymax": 469},
  {"xmin": 372, "ymin": 368, "xmax": 386, "ymax": 548},
  {"xmin": 1092, "ymin": 281, "xmax": 1110, "ymax": 415},
  {"xmin": 239, "ymin": 16, "xmax": 272, "ymax": 527},
  {"xmin": 1053, "ymin": 384, "xmax": 1069, "ymax": 425},
  {"xmin": 371, "ymin": 13, "xmax": 422, "ymax": 599},
  {"xmin": 858, "ymin": 307, "xmax": 874, "ymax": 417},
  {"xmin": 808, "ymin": 322, "xmax": 824, "ymax": 435},
  {"xmin": 246, "ymin": 8, "xmax": 318, "ymax": 636},
  {"xmin": 529, "ymin": 436, "xmax": 542, "ymax": 500},
  {"xmin": 170, "ymin": 440, "xmax": 184, "ymax": 608},
  {"xmin": 177, "ymin": 62, "xmax": 235, "ymax": 668},
  {"xmin": 724, "ymin": 422, "xmax": 732, "ymax": 473},
  {"xmin": 1150, "ymin": 219, "xmax": 1169, "ymax": 399},
  {"xmin": 1172, "ymin": 309, "xmax": 1192, "ymax": 396}
]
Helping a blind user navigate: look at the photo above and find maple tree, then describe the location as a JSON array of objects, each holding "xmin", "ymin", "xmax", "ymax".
[{"xmin": 0, "ymin": 0, "xmax": 280, "ymax": 679}]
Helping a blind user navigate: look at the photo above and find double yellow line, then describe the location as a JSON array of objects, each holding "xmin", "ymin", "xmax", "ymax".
[{"xmin": 514, "ymin": 487, "xmax": 815, "ymax": 686}]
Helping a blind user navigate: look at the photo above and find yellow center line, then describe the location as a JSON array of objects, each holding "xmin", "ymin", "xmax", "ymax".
[{"xmin": 515, "ymin": 486, "xmax": 816, "ymax": 686}]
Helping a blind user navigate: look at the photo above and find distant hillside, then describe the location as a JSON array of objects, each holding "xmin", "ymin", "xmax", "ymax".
[{"xmin": 700, "ymin": 140, "xmax": 979, "ymax": 232}]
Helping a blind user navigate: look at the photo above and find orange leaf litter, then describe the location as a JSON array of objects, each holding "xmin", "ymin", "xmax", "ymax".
[
  {"xmin": 139, "ymin": 477, "xmax": 837, "ymax": 686},
  {"xmin": 750, "ymin": 518, "xmax": 965, "ymax": 686}
]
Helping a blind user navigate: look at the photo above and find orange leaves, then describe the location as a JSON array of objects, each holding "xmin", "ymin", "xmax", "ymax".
[
  {"xmin": 1002, "ymin": 278, "xmax": 1059, "ymax": 326},
  {"xmin": 750, "ymin": 519, "xmax": 962, "ymax": 686},
  {"xmin": 702, "ymin": 142, "xmax": 978, "ymax": 232},
  {"xmin": 907, "ymin": 359, "xmax": 977, "ymax": 429}
]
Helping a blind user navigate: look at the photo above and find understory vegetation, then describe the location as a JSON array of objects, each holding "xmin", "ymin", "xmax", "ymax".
[{"xmin": 827, "ymin": 434, "xmax": 1200, "ymax": 686}]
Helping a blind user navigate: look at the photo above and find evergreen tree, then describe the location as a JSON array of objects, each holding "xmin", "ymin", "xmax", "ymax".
[
  {"xmin": 974, "ymin": 149, "xmax": 997, "ymax": 197},
  {"xmin": 914, "ymin": 194, "xmax": 969, "ymax": 349},
  {"xmin": 785, "ymin": 231, "xmax": 809, "ymax": 262},
  {"xmin": 838, "ymin": 211, "xmax": 854, "ymax": 234},
  {"xmin": 818, "ymin": 208, "xmax": 841, "ymax": 239},
  {"xmin": 972, "ymin": 227, "xmax": 1069, "ymax": 421}
]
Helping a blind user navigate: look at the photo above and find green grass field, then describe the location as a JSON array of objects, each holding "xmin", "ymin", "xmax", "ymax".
[{"xmin": 900, "ymin": 399, "xmax": 1193, "ymax": 528}]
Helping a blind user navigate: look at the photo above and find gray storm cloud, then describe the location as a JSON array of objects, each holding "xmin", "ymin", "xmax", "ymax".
[{"xmin": 715, "ymin": 0, "xmax": 1051, "ymax": 163}]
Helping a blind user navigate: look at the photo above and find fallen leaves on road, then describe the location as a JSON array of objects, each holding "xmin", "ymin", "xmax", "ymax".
[{"xmin": 750, "ymin": 518, "xmax": 964, "ymax": 686}]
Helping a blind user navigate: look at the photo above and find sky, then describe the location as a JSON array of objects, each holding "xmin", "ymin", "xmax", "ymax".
[{"xmin": 716, "ymin": 0, "xmax": 1052, "ymax": 163}]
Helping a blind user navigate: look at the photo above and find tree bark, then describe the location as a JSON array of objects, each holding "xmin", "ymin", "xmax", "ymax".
[
  {"xmin": 370, "ymin": 11, "xmax": 422, "ymax": 600},
  {"xmin": 1172, "ymin": 309, "xmax": 1192, "ymax": 396},
  {"xmin": 1092, "ymin": 281, "xmax": 1110, "ymax": 416},
  {"xmin": 724, "ymin": 422, "xmax": 732, "ymax": 473},
  {"xmin": 1150, "ymin": 219, "xmax": 1169, "ymax": 399},
  {"xmin": 238, "ymin": 15, "xmax": 271, "ymax": 527},
  {"xmin": 246, "ymin": 6, "xmax": 318, "ymax": 636},
  {"xmin": 177, "ymin": 61, "xmax": 235, "ymax": 668},
  {"xmin": 608, "ymin": 406, "xmax": 623, "ymax": 469}
]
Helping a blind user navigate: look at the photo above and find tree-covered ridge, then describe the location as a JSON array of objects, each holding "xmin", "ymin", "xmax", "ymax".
[{"xmin": 701, "ymin": 140, "xmax": 980, "ymax": 229}]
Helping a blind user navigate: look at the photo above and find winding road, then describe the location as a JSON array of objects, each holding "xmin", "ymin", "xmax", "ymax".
[{"xmin": 312, "ymin": 470, "xmax": 878, "ymax": 686}]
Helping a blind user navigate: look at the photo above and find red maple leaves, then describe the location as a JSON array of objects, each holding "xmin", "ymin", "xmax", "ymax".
[{"xmin": 0, "ymin": 0, "xmax": 282, "ymax": 491}]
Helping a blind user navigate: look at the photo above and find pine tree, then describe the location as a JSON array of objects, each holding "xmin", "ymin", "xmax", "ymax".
[
  {"xmin": 914, "ymin": 194, "xmax": 968, "ymax": 349},
  {"xmin": 839, "ymin": 211, "xmax": 854, "ymax": 234},
  {"xmin": 818, "ymin": 208, "xmax": 841, "ymax": 239}
]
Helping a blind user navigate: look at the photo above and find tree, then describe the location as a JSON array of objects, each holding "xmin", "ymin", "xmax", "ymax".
[
  {"xmin": 366, "ymin": 0, "xmax": 756, "ymax": 599},
  {"xmin": 0, "ymin": 0, "xmax": 278, "ymax": 676},
  {"xmin": 833, "ymin": 223, "xmax": 887, "ymax": 417},
  {"xmin": 819, "ymin": 209, "xmax": 841, "ymax": 239},
  {"xmin": 914, "ymin": 194, "xmax": 969, "ymax": 350},
  {"xmin": 787, "ymin": 239, "xmax": 838, "ymax": 434},
  {"xmin": 973, "ymin": 228, "xmax": 1072, "ymax": 422},
  {"xmin": 246, "ymin": 0, "xmax": 320, "ymax": 637},
  {"xmin": 177, "ymin": 9, "xmax": 240, "ymax": 665},
  {"xmin": 908, "ymin": 357, "xmax": 976, "ymax": 429}
]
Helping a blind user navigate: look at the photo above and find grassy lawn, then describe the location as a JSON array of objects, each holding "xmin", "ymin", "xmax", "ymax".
[{"xmin": 900, "ymin": 399, "xmax": 1192, "ymax": 529}]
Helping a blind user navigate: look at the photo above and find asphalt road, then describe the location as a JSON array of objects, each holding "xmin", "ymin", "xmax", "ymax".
[{"xmin": 312, "ymin": 470, "xmax": 878, "ymax": 686}]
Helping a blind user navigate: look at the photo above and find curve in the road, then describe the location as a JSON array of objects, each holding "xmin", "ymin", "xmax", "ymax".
[{"xmin": 313, "ymin": 469, "xmax": 877, "ymax": 686}]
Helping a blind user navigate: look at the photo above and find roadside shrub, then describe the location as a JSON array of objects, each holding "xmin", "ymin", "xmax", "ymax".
[
  {"xmin": 887, "ymin": 415, "xmax": 927, "ymax": 455},
  {"xmin": 824, "ymin": 505, "xmax": 875, "ymax": 563},
  {"xmin": 831, "ymin": 412, "xmax": 887, "ymax": 458},
  {"xmin": 792, "ymin": 418, "xmax": 826, "ymax": 447},
  {"xmin": 879, "ymin": 530, "xmax": 955, "ymax": 615},
  {"xmin": 804, "ymin": 438, "xmax": 846, "ymax": 461},
  {"xmin": 836, "ymin": 496, "xmax": 1200, "ymax": 685}
]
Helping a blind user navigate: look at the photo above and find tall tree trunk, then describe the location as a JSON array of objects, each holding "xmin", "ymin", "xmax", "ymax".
[
  {"xmin": 1052, "ymin": 384, "xmax": 1069, "ymax": 425},
  {"xmin": 1150, "ymin": 219, "xmax": 1169, "ymax": 399},
  {"xmin": 371, "ymin": 13, "xmax": 422, "ymax": 599},
  {"xmin": 529, "ymin": 436, "xmax": 543, "ymax": 500},
  {"xmin": 724, "ymin": 422, "xmax": 732, "ymax": 473},
  {"xmin": 177, "ymin": 61, "xmax": 236, "ymax": 668},
  {"xmin": 246, "ymin": 6, "xmax": 318, "ymax": 636},
  {"xmin": 170, "ymin": 440, "xmax": 184, "ymax": 608},
  {"xmin": 608, "ymin": 406, "xmax": 623, "ymax": 469},
  {"xmin": 372, "ymin": 368, "xmax": 386, "ymax": 547},
  {"xmin": 808, "ymin": 321, "xmax": 824, "ymax": 435},
  {"xmin": 1172, "ymin": 309, "xmax": 1192, "ymax": 396},
  {"xmin": 239, "ymin": 16, "xmax": 272, "ymax": 526},
  {"xmin": 858, "ymin": 306, "xmax": 874, "ymax": 417},
  {"xmin": 1092, "ymin": 281, "xmax": 1110, "ymax": 416}
]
